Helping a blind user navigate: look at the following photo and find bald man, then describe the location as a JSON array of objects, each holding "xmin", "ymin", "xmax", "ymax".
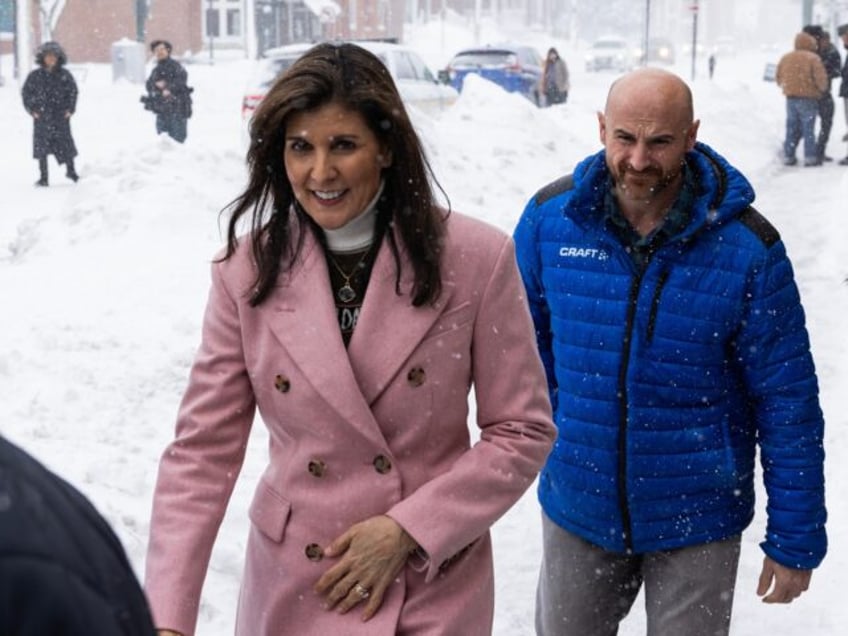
[{"xmin": 514, "ymin": 68, "xmax": 827, "ymax": 635}]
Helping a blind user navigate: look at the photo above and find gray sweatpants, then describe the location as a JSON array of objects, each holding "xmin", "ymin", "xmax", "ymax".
[{"xmin": 535, "ymin": 512, "xmax": 741, "ymax": 636}]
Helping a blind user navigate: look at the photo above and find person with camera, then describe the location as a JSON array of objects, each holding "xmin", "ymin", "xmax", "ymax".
[{"xmin": 142, "ymin": 40, "xmax": 192, "ymax": 143}]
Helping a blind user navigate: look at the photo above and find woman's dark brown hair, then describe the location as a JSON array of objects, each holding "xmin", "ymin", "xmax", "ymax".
[{"xmin": 223, "ymin": 42, "xmax": 447, "ymax": 307}]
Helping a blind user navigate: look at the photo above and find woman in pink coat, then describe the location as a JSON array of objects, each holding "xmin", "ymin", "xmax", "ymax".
[{"xmin": 144, "ymin": 42, "xmax": 555, "ymax": 636}]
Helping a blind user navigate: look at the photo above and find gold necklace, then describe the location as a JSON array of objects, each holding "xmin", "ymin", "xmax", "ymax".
[{"xmin": 327, "ymin": 247, "xmax": 371, "ymax": 303}]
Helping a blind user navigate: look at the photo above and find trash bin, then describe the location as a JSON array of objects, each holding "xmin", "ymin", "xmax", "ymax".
[{"xmin": 111, "ymin": 38, "xmax": 146, "ymax": 83}]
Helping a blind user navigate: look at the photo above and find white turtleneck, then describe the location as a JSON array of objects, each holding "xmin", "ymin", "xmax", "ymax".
[{"xmin": 322, "ymin": 181, "xmax": 384, "ymax": 253}]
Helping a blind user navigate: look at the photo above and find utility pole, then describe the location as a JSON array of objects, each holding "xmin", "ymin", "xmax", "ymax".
[
  {"xmin": 643, "ymin": 0, "xmax": 650, "ymax": 67},
  {"xmin": 690, "ymin": 0, "xmax": 699, "ymax": 81},
  {"xmin": 244, "ymin": 0, "xmax": 256, "ymax": 59},
  {"xmin": 207, "ymin": 0, "xmax": 215, "ymax": 64},
  {"xmin": 16, "ymin": 0, "xmax": 33, "ymax": 79},
  {"xmin": 474, "ymin": 0, "xmax": 481, "ymax": 45},
  {"xmin": 802, "ymin": 0, "xmax": 813, "ymax": 25},
  {"xmin": 135, "ymin": 0, "xmax": 147, "ymax": 42}
]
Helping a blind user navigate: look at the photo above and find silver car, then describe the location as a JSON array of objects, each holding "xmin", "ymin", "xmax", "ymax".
[{"xmin": 241, "ymin": 40, "xmax": 458, "ymax": 121}]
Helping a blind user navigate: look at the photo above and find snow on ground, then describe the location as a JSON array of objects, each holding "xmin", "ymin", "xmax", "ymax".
[{"xmin": 1, "ymin": 16, "xmax": 846, "ymax": 634}]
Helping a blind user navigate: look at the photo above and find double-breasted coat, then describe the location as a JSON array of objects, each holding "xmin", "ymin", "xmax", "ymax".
[
  {"xmin": 21, "ymin": 66, "xmax": 78, "ymax": 164},
  {"xmin": 144, "ymin": 211, "xmax": 556, "ymax": 635}
]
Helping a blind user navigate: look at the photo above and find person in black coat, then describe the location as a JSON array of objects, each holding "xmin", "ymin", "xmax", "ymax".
[
  {"xmin": 837, "ymin": 23, "xmax": 848, "ymax": 165},
  {"xmin": 142, "ymin": 40, "xmax": 192, "ymax": 143},
  {"xmin": 0, "ymin": 434, "xmax": 156, "ymax": 635},
  {"xmin": 21, "ymin": 41, "xmax": 79, "ymax": 186},
  {"xmin": 803, "ymin": 25, "xmax": 842, "ymax": 161}
]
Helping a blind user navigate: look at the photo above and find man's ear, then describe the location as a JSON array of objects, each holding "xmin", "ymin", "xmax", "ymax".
[
  {"xmin": 686, "ymin": 119, "xmax": 701, "ymax": 151},
  {"xmin": 597, "ymin": 111, "xmax": 606, "ymax": 146}
]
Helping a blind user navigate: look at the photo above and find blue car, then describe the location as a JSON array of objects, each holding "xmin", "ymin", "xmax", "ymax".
[{"xmin": 440, "ymin": 43, "xmax": 544, "ymax": 105}]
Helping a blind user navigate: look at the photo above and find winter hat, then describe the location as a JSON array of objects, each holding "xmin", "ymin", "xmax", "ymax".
[
  {"xmin": 35, "ymin": 41, "xmax": 67, "ymax": 67},
  {"xmin": 837, "ymin": 24, "xmax": 848, "ymax": 37}
]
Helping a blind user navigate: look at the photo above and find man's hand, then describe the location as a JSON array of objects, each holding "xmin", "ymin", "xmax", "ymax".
[
  {"xmin": 314, "ymin": 515, "xmax": 418, "ymax": 621},
  {"xmin": 756, "ymin": 556, "xmax": 812, "ymax": 603}
]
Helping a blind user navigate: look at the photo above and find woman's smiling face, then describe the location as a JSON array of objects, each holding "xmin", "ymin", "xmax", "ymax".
[{"xmin": 284, "ymin": 102, "xmax": 390, "ymax": 231}]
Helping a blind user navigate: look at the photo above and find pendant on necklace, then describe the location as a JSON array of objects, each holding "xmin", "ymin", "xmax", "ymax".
[{"xmin": 337, "ymin": 283, "xmax": 356, "ymax": 303}]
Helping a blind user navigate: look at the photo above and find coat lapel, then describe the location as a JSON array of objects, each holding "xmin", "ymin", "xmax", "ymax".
[
  {"xmin": 262, "ymin": 230, "xmax": 378, "ymax": 434},
  {"xmin": 347, "ymin": 234, "xmax": 454, "ymax": 406},
  {"xmin": 262, "ymin": 225, "xmax": 453, "ymax": 428}
]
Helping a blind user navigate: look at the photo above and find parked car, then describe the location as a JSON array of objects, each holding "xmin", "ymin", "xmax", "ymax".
[
  {"xmin": 635, "ymin": 37, "xmax": 676, "ymax": 65},
  {"xmin": 241, "ymin": 40, "xmax": 458, "ymax": 122},
  {"xmin": 241, "ymin": 43, "xmax": 314, "ymax": 120},
  {"xmin": 585, "ymin": 37, "xmax": 634, "ymax": 72},
  {"xmin": 439, "ymin": 43, "xmax": 544, "ymax": 105}
]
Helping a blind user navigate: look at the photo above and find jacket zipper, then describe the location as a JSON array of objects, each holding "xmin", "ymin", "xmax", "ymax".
[
  {"xmin": 617, "ymin": 271, "xmax": 642, "ymax": 553},
  {"xmin": 645, "ymin": 270, "xmax": 670, "ymax": 344}
]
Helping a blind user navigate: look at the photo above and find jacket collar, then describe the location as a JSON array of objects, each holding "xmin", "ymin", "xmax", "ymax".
[{"xmin": 566, "ymin": 142, "xmax": 756, "ymax": 238}]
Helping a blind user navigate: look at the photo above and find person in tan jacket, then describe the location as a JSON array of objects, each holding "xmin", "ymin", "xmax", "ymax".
[{"xmin": 776, "ymin": 32, "xmax": 829, "ymax": 165}]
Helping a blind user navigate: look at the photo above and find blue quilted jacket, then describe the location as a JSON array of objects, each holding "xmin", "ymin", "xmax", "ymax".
[{"xmin": 514, "ymin": 142, "xmax": 827, "ymax": 569}]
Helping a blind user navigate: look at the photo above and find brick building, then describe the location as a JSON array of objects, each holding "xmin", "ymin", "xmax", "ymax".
[{"xmin": 0, "ymin": 0, "xmax": 408, "ymax": 66}]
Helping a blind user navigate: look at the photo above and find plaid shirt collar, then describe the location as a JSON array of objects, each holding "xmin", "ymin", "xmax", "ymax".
[{"xmin": 603, "ymin": 164, "xmax": 695, "ymax": 267}]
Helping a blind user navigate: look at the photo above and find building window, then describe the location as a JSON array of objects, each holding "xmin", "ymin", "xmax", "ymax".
[
  {"xmin": 204, "ymin": 0, "xmax": 242, "ymax": 41},
  {"xmin": 226, "ymin": 9, "xmax": 241, "ymax": 36},
  {"xmin": 206, "ymin": 9, "xmax": 220, "ymax": 38},
  {"xmin": 0, "ymin": 0, "xmax": 14, "ymax": 34}
]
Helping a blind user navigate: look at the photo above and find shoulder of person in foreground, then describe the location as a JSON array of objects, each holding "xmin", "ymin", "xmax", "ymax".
[{"xmin": 0, "ymin": 434, "xmax": 156, "ymax": 635}]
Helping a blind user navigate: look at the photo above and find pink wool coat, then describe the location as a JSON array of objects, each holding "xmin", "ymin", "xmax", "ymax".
[{"xmin": 144, "ymin": 211, "xmax": 555, "ymax": 635}]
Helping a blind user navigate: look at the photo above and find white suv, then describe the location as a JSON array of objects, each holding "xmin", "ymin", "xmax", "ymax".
[
  {"xmin": 241, "ymin": 40, "xmax": 458, "ymax": 122},
  {"xmin": 585, "ymin": 38, "xmax": 635, "ymax": 72}
]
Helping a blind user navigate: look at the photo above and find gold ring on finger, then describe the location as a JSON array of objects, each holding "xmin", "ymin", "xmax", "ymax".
[{"xmin": 353, "ymin": 583, "xmax": 370, "ymax": 599}]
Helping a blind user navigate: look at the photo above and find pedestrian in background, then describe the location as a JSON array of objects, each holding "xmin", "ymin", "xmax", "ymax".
[
  {"xmin": 708, "ymin": 52, "xmax": 716, "ymax": 79},
  {"xmin": 21, "ymin": 41, "xmax": 80, "ymax": 186},
  {"xmin": 836, "ymin": 23, "xmax": 848, "ymax": 165},
  {"xmin": 775, "ymin": 31, "xmax": 828, "ymax": 166},
  {"xmin": 515, "ymin": 67, "xmax": 827, "ymax": 636},
  {"xmin": 803, "ymin": 25, "xmax": 842, "ymax": 161},
  {"xmin": 541, "ymin": 47, "xmax": 569, "ymax": 106},
  {"xmin": 142, "ymin": 40, "xmax": 192, "ymax": 143}
]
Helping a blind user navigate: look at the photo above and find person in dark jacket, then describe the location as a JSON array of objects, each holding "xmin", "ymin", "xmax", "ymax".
[
  {"xmin": 143, "ymin": 40, "xmax": 192, "ymax": 143},
  {"xmin": 803, "ymin": 25, "xmax": 842, "ymax": 161},
  {"xmin": 0, "ymin": 434, "xmax": 156, "ymax": 635},
  {"xmin": 515, "ymin": 67, "xmax": 827, "ymax": 636},
  {"xmin": 837, "ymin": 23, "xmax": 848, "ymax": 164},
  {"xmin": 21, "ymin": 41, "xmax": 79, "ymax": 186}
]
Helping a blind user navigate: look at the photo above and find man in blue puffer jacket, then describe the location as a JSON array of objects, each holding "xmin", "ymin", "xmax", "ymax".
[{"xmin": 514, "ymin": 68, "xmax": 827, "ymax": 636}]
